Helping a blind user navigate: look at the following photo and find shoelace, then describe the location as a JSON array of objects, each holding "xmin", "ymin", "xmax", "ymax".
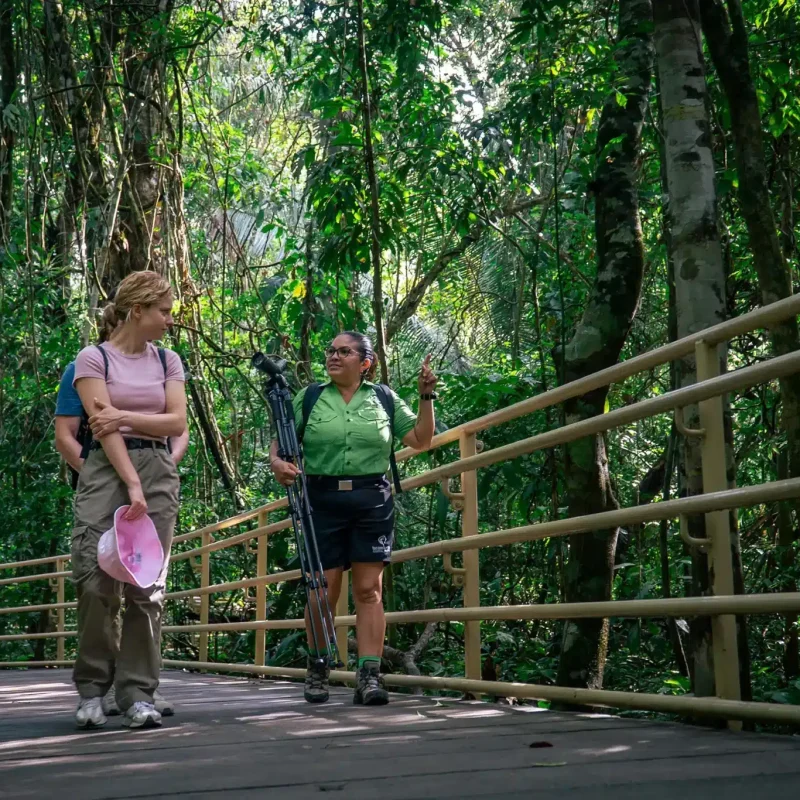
[
  {"xmin": 362, "ymin": 671, "xmax": 382, "ymax": 691},
  {"xmin": 307, "ymin": 665, "xmax": 327, "ymax": 690},
  {"xmin": 130, "ymin": 701, "xmax": 156, "ymax": 714}
]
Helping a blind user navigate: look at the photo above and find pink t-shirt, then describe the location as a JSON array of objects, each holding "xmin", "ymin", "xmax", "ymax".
[{"xmin": 73, "ymin": 342, "xmax": 184, "ymax": 443}]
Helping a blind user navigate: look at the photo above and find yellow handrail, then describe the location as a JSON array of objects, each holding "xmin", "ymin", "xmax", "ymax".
[{"xmin": 4, "ymin": 295, "xmax": 800, "ymax": 727}]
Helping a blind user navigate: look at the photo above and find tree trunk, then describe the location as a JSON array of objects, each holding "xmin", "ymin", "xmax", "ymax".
[
  {"xmin": 555, "ymin": 0, "xmax": 653, "ymax": 691},
  {"xmin": 0, "ymin": 0, "xmax": 15, "ymax": 243},
  {"xmin": 41, "ymin": 1, "xmax": 105, "ymax": 274},
  {"xmin": 700, "ymin": 0, "xmax": 800, "ymax": 684},
  {"xmin": 655, "ymin": 0, "xmax": 747, "ymax": 703},
  {"xmin": 355, "ymin": 0, "xmax": 389, "ymax": 383}
]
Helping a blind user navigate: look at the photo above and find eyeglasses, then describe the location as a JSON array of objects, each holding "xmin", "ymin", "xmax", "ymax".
[{"xmin": 324, "ymin": 346, "xmax": 357, "ymax": 359}]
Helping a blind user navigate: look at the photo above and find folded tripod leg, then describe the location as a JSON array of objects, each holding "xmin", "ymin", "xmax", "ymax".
[{"xmin": 266, "ymin": 374, "xmax": 342, "ymax": 669}]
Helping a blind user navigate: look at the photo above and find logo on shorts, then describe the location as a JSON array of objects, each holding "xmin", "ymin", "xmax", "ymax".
[{"xmin": 372, "ymin": 535, "xmax": 391, "ymax": 555}]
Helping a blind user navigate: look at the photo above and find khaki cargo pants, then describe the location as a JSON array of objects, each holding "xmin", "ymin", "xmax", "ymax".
[{"xmin": 71, "ymin": 446, "xmax": 179, "ymax": 711}]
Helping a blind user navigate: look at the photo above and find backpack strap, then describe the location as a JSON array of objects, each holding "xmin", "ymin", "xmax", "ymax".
[
  {"xmin": 372, "ymin": 384, "xmax": 402, "ymax": 495},
  {"xmin": 77, "ymin": 345, "xmax": 111, "ymax": 461},
  {"xmin": 298, "ymin": 383, "xmax": 327, "ymax": 445},
  {"xmin": 97, "ymin": 344, "xmax": 110, "ymax": 381},
  {"xmin": 158, "ymin": 347, "xmax": 174, "ymax": 454}
]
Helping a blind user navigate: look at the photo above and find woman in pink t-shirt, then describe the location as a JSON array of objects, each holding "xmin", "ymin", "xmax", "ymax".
[{"xmin": 71, "ymin": 271, "xmax": 186, "ymax": 731}]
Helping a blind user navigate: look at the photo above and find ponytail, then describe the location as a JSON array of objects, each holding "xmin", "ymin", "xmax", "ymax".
[{"xmin": 100, "ymin": 303, "xmax": 121, "ymax": 343}]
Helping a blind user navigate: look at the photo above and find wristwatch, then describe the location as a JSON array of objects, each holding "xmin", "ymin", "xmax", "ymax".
[{"xmin": 420, "ymin": 392, "xmax": 438, "ymax": 401}]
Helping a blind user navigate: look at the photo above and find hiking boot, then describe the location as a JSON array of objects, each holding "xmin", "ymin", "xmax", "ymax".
[
  {"xmin": 75, "ymin": 697, "xmax": 107, "ymax": 729},
  {"xmin": 123, "ymin": 701, "xmax": 162, "ymax": 729},
  {"xmin": 102, "ymin": 685, "xmax": 120, "ymax": 716},
  {"xmin": 353, "ymin": 664, "xmax": 389, "ymax": 706},
  {"xmin": 154, "ymin": 689, "xmax": 174, "ymax": 717},
  {"xmin": 304, "ymin": 658, "xmax": 330, "ymax": 704}
]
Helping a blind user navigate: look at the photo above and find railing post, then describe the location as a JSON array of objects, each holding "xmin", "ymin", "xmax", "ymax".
[
  {"xmin": 199, "ymin": 531, "xmax": 211, "ymax": 665},
  {"xmin": 459, "ymin": 432, "xmax": 481, "ymax": 681},
  {"xmin": 695, "ymin": 339, "xmax": 741, "ymax": 727},
  {"xmin": 56, "ymin": 558, "xmax": 65, "ymax": 662},
  {"xmin": 336, "ymin": 570, "xmax": 350, "ymax": 669},
  {"xmin": 255, "ymin": 511, "xmax": 268, "ymax": 667}
]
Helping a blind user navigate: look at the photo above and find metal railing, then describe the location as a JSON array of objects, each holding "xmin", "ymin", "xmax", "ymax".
[{"xmin": 3, "ymin": 295, "xmax": 800, "ymax": 728}]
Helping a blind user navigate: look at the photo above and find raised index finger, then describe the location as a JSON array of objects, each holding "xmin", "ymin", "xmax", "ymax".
[{"xmin": 422, "ymin": 353, "xmax": 432, "ymax": 368}]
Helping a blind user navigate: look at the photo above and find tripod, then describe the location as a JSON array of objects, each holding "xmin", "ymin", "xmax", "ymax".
[{"xmin": 252, "ymin": 353, "xmax": 341, "ymax": 669}]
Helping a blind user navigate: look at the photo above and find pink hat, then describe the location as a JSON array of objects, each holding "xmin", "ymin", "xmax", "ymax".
[{"xmin": 97, "ymin": 506, "xmax": 165, "ymax": 587}]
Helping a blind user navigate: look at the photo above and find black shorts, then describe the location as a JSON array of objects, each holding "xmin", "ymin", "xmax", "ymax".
[{"xmin": 306, "ymin": 475, "xmax": 394, "ymax": 571}]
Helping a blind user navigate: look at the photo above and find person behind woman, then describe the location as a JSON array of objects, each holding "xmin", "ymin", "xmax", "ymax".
[
  {"xmin": 71, "ymin": 271, "xmax": 186, "ymax": 729},
  {"xmin": 270, "ymin": 332, "xmax": 437, "ymax": 706}
]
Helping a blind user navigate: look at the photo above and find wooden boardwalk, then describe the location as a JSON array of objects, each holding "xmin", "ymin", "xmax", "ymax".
[{"xmin": 0, "ymin": 669, "xmax": 798, "ymax": 799}]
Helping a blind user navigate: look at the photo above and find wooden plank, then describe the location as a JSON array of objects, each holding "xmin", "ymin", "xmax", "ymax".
[{"xmin": 0, "ymin": 669, "xmax": 798, "ymax": 800}]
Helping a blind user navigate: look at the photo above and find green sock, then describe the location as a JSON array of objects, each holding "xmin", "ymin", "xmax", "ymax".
[{"xmin": 358, "ymin": 656, "xmax": 381, "ymax": 671}]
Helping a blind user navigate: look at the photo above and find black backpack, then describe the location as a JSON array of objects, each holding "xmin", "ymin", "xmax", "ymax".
[
  {"xmin": 69, "ymin": 345, "xmax": 169, "ymax": 489},
  {"xmin": 298, "ymin": 382, "xmax": 403, "ymax": 494}
]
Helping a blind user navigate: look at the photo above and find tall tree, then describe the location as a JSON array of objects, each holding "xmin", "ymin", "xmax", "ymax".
[
  {"xmin": 700, "ymin": 0, "xmax": 800, "ymax": 682},
  {"xmin": 355, "ymin": 0, "xmax": 389, "ymax": 383},
  {"xmin": 556, "ymin": 0, "xmax": 654, "ymax": 690},
  {"xmin": 0, "ymin": 0, "xmax": 14, "ymax": 243},
  {"xmin": 654, "ymin": 0, "xmax": 753, "ymax": 703}
]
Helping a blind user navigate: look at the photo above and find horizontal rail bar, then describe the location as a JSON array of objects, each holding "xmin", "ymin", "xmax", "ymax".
[
  {"xmin": 171, "ymin": 497, "xmax": 288, "ymax": 545},
  {"xmin": 170, "ymin": 519, "xmax": 292, "ymax": 563},
  {"xmin": 0, "ymin": 601, "xmax": 77, "ymax": 616},
  {"xmin": 0, "ymin": 570, "xmax": 72, "ymax": 587},
  {"xmin": 0, "ymin": 630, "xmax": 77, "ymax": 642},
  {"xmin": 0, "ymin": 661, "xmax": 75, "ymax": 668},
  {"xmin": 3, "ymin": 304, "xmax": 799, "ymax": 576},
  {"xmin": 396, "ymin": 293, "xmax": 800, "ymax": 459},
  {"xmin": 162, "ymin": 660, "xmax": 800, "ymax": 725},
  {"xmin": 400, "ymin": 350, "xmax": 800, "ymax": 493},
  {"xmin": 0, "ymin": 554, "xmax": 67, "ymax": 572},
  {"xmin": 10, "ymin": 591, "xmax": 800, "ymax": 641},
  {"xmin": 394, "ymin": 477, "xmax": 800, "ymax": 564},
  {"xmin": 165, "ymin": 569, "xmax": 303, "ymax": 601},
  {"xmin": 0, "ymin": 502, "xmax": 292, "ymax": 575},
  {"xmin": 3, "ymin": 480, "xmax": 798, "ymax": 614},
  {"xmin": 155, "ymin": 592, "xmax": 800, "ymax": 635},
  {"xmin": 4, "ymin": 301, "xmax": 800, "ymax": 577}
]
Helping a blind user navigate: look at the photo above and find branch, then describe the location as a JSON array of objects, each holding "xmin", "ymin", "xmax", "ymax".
[{"xmin": 385, "ymin": 194, "xmax": 547, "ymax": 343}]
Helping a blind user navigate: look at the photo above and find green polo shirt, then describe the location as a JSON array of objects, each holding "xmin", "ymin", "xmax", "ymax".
[{"xmin": 293, "ymin": 382, "xmax": 417, "ymax": 476}]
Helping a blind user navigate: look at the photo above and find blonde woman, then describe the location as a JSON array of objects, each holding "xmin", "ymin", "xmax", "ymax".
[{"xmin": 71, "ymin": 271, "xmax": 186, "ymax": 729}]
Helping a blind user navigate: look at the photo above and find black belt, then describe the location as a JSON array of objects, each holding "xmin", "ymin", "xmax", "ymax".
[
  {"xmin": 90, "ymin": 437, "xmax": 167, "ymax": 452},
  {"xmin": 306, "ymin": 474, "xmax": 387, "ymax": 492}
]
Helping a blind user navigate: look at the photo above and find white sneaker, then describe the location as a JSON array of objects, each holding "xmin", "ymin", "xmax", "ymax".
[
  {"xmin": 153, "ymin": 689, "xmax": 174, "ymax": 717},
  {"xmin": 102, "ymin": 685, "xmax": 120, "ymax": 716},
  {"xmin": 75, "ymin": 697, "xmax": 107, "ymax": 729},
  {"xmin": 123, "ymin": 701, "xmax": 162, "ymax": 729}
]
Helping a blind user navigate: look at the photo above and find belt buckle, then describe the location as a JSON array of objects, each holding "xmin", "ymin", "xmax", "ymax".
[{"xmin": 338, "ymin": 480, "xmax": 353, "ymax": 491}]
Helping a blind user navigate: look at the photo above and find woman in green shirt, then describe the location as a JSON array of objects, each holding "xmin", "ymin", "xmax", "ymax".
[{"xmin": 270, "ymin": 331, "xmax": 437, "ymax": 706}]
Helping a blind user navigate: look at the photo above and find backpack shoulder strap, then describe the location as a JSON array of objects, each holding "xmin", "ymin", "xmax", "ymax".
[
  {"xmin": 298, "ymin": 383, "xmax": 327, "ymax": 444},
  {"xmin": 372, "ymin": 384, "xmax": 402, "ymax": 495},
  {"xmin": 79, "ymin": 346, "xmax": 110, "ymax": 464},
  {"xmin": 158, "ymin": 347, "xmax": 168, "ymax": 377},
  {"xmin": 371, "ymin": 384, "xmax": 395, "ymax": 432},
  {"xmin": 95, "ymin": 344, "xmax": 110, "ymax": 381},
  {"xmin": 158, "ymin": 348, "xmax": 174, "ymax": 454}
]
